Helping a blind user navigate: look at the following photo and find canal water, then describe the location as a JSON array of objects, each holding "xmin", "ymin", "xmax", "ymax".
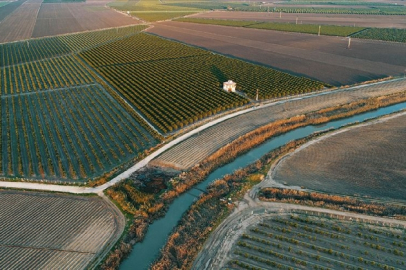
[{"xmin": 121, "ymin": 102, "xmax": 406, "ymax": 270}]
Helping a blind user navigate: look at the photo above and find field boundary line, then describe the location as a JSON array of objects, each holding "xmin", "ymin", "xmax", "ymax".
[{"xmin": 0, "ymin": 77, "xmax": 405, "ymax": 193}]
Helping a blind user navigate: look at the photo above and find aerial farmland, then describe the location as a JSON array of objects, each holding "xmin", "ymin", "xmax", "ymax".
[{"xmin": 0, "ymin": 0, "xmax": 405, "ymax": 269}]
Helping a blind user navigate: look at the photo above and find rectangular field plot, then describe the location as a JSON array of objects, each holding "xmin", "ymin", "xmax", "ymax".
[
  {"xmin": 0, "ymin": 85, "xmax": 158, "ymax": 182},
  {"xmin": 228, "ymin": 213, "xmax": 406, "ymax": 270},
  {"xmin": 0, "ymin": 190, "xmax": 124, "ymax": 270},
  {"xmin": 0, "ymin": 25, "xmax": 147, "ymax": 67},
  {"xmin": 1, "ymin": 55, "xmax": 93, "ymax": 95},
  {"xmin": 80, "ymin": 33, "xmax": 324, "ymax": 133}
]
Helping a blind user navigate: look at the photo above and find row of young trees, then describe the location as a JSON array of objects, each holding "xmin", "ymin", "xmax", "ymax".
[
  {"xmin": 81, "ymin": 33, "xmax": 325, "ymax": 133},
  {"xmin": 0, "ymin": 25, "xmax": 147, "ymax": 67},
  {"xmin": 1, "ymin": 86, "xmax": 158, "ymax": 181},
  {"xmin": 1, "ymin": 55, "xmax": 93, "ymax": 95}
]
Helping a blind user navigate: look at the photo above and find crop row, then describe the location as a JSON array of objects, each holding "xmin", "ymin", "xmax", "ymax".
[
  {"xmin": 81, "ymin": 33, "xmax": 324, "ymax": 132},
  {"xmin": 352, "ymin": 28, "xmax": 406, "ymax": 43},
  {"xmin": 176, "ymin": 18, "xmax": 365, "ymax": 37},
  {"xmin": 0, "ymin": 25, "xmax": 147, "ymax": 67},
  {"xmin": 0, "ymin": 191, "xmax": 120, "ymax": 269},
  {"xmin": 80, "ymin": 33, "xmax": 208, "ymax": 67},
  {"xmin": 0, "ymin": 85, "xmax": 158, "ymax": 181},
  {"xmin": 1, "ymin": 55, "xmax": 94, "ymax": 95},
  {"xmin": 227, "ymin": 214, "xmax": 406, "ymax": 270}
]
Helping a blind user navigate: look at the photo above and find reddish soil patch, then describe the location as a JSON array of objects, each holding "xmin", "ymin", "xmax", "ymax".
[
  {"xmin": 192, "ymin": 11, "xmax": 406, "ymax": 28},
  {"xmin": 0, "ymin": 0, "xmax": 42, "ymax": 43},
  {"xmin": 148, "ymin": 21, "xmax": 406, "ymax": 86},
  {"xmin": 32, "ymin": 1, "xmax": 140, "ymax": 38}
]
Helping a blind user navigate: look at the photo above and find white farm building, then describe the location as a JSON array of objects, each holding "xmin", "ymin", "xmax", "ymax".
[{"xmin": 223, "ymin": 80, "xmax": 236, "ymax": 92}]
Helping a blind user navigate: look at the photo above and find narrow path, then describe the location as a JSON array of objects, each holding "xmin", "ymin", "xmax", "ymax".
[
  {"xmin": 0, "ymin": 77, "xmax": 405, "ymax": 194},
  {"xmin": 193, "ymin": 192, "xmax": 406, "ymax": 270}
]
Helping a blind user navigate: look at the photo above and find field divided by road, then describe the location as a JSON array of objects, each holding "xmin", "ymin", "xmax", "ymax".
[
  {"xmin": 152, "ymin": 78, "xmax": 406, "ymax": 170},
  {"xmin": 1, "ymin": 85, "xmax": 158, "ymax": 181},
  {"xmin": 80, "ymin": 32, "xmax": 325, "ymax": 133},
  {"xmin": 0, "ymin": 24, "xmax": 147, "ymax": 66},
  {"xmin": 0, "ymin": 189, "xmax": 124, "ymax": 270},
  {"xmin": 228, "ymin": 212, "xmax": 406, "ymax": 269},
  {"xmin": 148, "ymin": 21, "xmax": 406, "ymax": 86}
]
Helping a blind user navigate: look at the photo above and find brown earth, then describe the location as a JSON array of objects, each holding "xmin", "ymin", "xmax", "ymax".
[
  {"xmin": 273, "ymin": 113, "xmax": 406, "ymax": 201},
  {"xmin": 0, "ymin": 0, "xmax": 140, "ymax": 42},
  {"xmin": 191, "ymin": 11, "xmax": 406, "ymax": 28},
  {"xmin": 0, "ymin": 189, "xmax": 125, "ymax": 270},
  {"xmin": 147, "ymin": 21, "xmax": 406, "ymax": 86},
  {"xmin": 0, "ymin": 0, "xmax": 42, "ymax": 43},
  {"xmin": 32, "ymin": 1, "xmax": 140, "ymax": 38}
]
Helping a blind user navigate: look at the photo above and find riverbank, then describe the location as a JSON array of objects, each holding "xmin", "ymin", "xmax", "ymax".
[{"xmin": 105, "ymin": 90, "xmax": 406, "ymax": 269}]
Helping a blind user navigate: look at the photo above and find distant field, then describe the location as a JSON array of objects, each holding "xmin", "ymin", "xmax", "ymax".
[
  {"xmin": 228, "ymin": 212, "xmax": 406, "ymax": 269},
  {"xmin": 80, "ymin": 33, "xmax": 325, "ymax": 133},
  {"xmin": 0, "ymin": 0, "xmax": 42, "ymax": 43},
  {"xmin": 32, "ymin": 2, "xmax": 139, "ymax": 38},
  {"xmin": 109, "ymin": 0, "xmax": 201, "ymax": 22},
  {"xmin": 273, "ymin": 113, "xmax": 406, "ymax": 201},
  {"xmin": 0, "ymin": 25, "xmax": 147, "ymax": 66},
  {"xmin": 148, "ymin": 21, "xmax": 406, "ymax": 85},
  {"xmin": 353, "ymin": 28, "xmax": 406, "ymax": 42},
  {"xmin": 0, "ymin": 0, "xmax": 141, "ymax": 43},
  {"xmin": 176, "ymin": 18, "xmax": 365, "ymax": 36},
  {"xmin": 0, "ymin": 190, "xmax": 124, "ymax": 269},
  {"xmin": 190, "ymin": 11, "xmax": 406, "ymax": 28}
]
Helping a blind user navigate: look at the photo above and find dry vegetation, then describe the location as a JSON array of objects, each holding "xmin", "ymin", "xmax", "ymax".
[
  {"xmin": 0, "ymin": 189, "xmax": 124, "ymax": 270},
  {"xmin": 152, "ymin": 79, "xmax": 406, "ymax": 170},
  {"xmin": 273, "ymin": 113, "xmax": 406, "ymax": 201},
  {"xmin": 105, "ymin": 87, "xmax": 406, "ymax": 269}
]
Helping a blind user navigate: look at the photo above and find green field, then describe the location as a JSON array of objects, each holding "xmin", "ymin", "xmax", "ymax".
[
  {"xmin": 109, "ymin": 0, "xmax": 202, "ymax": 22},
  {"xmin": 0, "ymin": 25, "xmax": 160, "ymax": 182},
  {"xmin": 176, "ymin": 18, "xmax": 365, "ymax": 36},
  {"xmin": 353, "ymin": 28, "xmax": 406, "ymax": 43},
  {"xmin": 0, "ymin": 25, "xmax": 147, "ymax": 67},
  {"xmin": 229, "ymin": 212, "xmax": 406, "ymax": 269},
  {"xmin": 1, "ymin": 85, "xmax": 158, "ymax": 181},
  {"xmin": 80, "ymin": 33, "xmax": 325, "ymax": 133}
]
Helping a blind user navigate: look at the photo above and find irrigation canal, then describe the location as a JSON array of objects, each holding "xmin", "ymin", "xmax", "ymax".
[{"xmin": 121, "ymin": 101, "xmax": 406, "ymax": 270}]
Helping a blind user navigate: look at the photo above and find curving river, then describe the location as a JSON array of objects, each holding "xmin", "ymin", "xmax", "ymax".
[{"xmin": 121, "ymin": 102, "xmax": 406, "ymax": 270}]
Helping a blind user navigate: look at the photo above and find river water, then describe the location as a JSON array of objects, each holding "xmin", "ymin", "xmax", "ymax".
[{"xmin": 121, "ymin": 102, "xmax": 406, "ymax": 270}]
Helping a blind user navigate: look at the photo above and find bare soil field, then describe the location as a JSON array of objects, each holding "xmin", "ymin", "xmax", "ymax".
[
  {"xmin": 0, "ymin": 190, "xmax": 124, "ymax": 269},
  {"xmin": 0, "ymin": 0, "xmax": 26, "ymax": 22},
  {"xmin": 192, "ymin": 11, "xmax": 406, "ymax": 28},
  {"xmin": 0, "ymin": 0, "xmax": 42, "ymax": 43},
  {"xmin": 0, "ymin": 0, "xmax": 139, "ymax": 42},
  {"xmin": 273, "ymin": 113, "xmax": 406, "ymax": 201},
  {"xmin": 151, "ymin": 78, "xmax": 406, "ymax": 170},
  {"xmin": 148, "ymin": 21, "xmax": 406, "ymax": 86},
  {"xmin": 32, "ymin": 1, "xmax": 140, "ymax": 38}
]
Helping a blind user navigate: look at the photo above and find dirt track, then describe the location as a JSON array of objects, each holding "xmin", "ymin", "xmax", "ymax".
[
  {"xmin": 148, "ymin": 21, "xmax": 406, "ymax": 86},
  {"xmin": 152, "ymin": 78, "xmax": 406, "ymax": 170},
  {"xmin": 191, "ymin": 11, "xmax": 406, "ymax": 28},
  {"xmin": 193, "ymin": 193, "xmax": 406, "ymax": 270}
]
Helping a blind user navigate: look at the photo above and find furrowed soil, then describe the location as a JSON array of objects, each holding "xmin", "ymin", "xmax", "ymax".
[
  {"xmin": 272, "ymin": 113, "xmax": 406, "ymax": 201},
  {"xmin": 191, "ymin": 11, "xmax": 406, "ymax": 28},
  {"xmin": 147, "ymin": 21, "xmax": 406, "ymax": 86},
  {"xmin": 0, "ymin": 189, "xmax": 125, "ymax": 270},
  {"xmin": 32, "ymin": 1, "xmax": 139, "ymax": 38}
]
